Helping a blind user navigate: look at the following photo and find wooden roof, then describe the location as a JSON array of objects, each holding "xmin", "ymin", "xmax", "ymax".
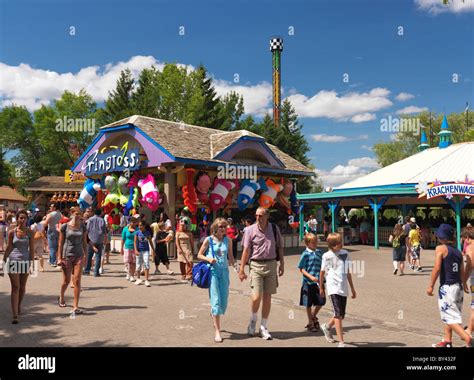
[
  {"xmin": 0, "ymin": 186, "xmax": 28, "ymax": 202},
  {"xmin": 24, "ymin": 176, "xmax": 84, "ymax": 192},
  {"xmin": 101, "ymin": 115, "xmax": 313, "ymax": 176}
]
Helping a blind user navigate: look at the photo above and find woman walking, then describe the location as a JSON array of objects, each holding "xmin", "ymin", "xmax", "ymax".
[
  {"xmin": 3, "ymin": 209, "xmax": 34, "ymax": 324},
  {"xmin": 153, "ymin": 222, "xmax": 174, "ymax": 275},
  {"xmin": 57, "ymin": 207, "xmax": 87, "ymax": 314},
  {"xmin": 121, "ymin": 215, "xmax": 139, "ymax": 282},
  {"xmin": 134, "ymin": 221, "xmax": 155, "ymax": 287},
  {"xmin": 30, "ymin": 214, "xmax": 46, "ymax": 272},
  {"xmin": 0, "ymin": 204, "xmax": 7, "ymax": 253},
  {"xmin": 175, "ymin": 217, "xmax": 194, "ymax": 281},
  {"xmin": 197, "ymin": 217, "xmax": 235, "ymax": 343},
  {"xmin": 389, "ymin": 224, "xmax": 407, "ymax": 276}
]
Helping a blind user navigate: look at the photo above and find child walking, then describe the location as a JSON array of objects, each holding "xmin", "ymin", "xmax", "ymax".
[
  {"xmin": 319, "ymin": 232, "xmax": 356, "ymax": 347},
  {"xmin": 408, "ymin": 224, "xmax": 423, "ymax": 272},
  {"xmin": 297, "ymin": 233, "xmax": 325, "ymax": 332},
  {"xmin": 134, "ymin": 221, "xmax": 155, "ymax": 287}
]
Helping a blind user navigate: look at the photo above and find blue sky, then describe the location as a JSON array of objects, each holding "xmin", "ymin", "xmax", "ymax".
[{"xmin": 1, "ymin": 0, "xmax": 473, "ymax": 186}]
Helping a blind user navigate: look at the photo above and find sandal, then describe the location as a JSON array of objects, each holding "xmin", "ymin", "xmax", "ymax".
[
  {"xmin": 72, "ymin": 309, "xmax": 83, "ymax": 315},
  {"xmin": 12, "ymin": 317, "xmax": 19, "ymax": 324},
  {"xmin": 58, "ymin": 297, "xmax": 67, "ymax": 308},
  {"xmin": 313, "ymin": 317, "xmax": 320, "ymax": 330},
  {"xmin": 214, "ymin": 336, "xmax": 223, "ymax": 343}
]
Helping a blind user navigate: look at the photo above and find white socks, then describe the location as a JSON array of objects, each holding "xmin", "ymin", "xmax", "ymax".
[
  {"xmin": 250, "ymin": 313, "xmax": 257, "ymax": 323},
  {"xmin": 393, "ymin": 261, "xmax": 398, "ymax": 270},
  {"xmin": 261, "ymin": 318, "xmax": 268, "ymax": 328}
]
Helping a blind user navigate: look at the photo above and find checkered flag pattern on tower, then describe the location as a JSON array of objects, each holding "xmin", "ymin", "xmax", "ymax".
[{"xmin": 269, "ymin": 38, "xmax": 283, "ymax": 52}]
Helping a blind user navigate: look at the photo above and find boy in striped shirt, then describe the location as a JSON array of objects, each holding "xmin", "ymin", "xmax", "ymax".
[{"xmin": 298, "ymin": 233, "xmax": 326, "ymax": 332}]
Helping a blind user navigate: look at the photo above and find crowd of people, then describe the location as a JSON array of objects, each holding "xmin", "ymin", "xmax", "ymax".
[{"xmin": 0, "ymin": 202, "xmax": 472, "ymax": 347}]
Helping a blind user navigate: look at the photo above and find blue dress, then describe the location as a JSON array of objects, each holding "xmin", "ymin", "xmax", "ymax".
[{"xmin": 205, "ymin": 236, "xmax": 230, "ymax": 316}]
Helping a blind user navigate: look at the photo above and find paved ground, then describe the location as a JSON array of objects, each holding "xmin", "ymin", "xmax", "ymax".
[{"xmin": 0, "ymin": 243, "xmax": 472, "ymax": 347}]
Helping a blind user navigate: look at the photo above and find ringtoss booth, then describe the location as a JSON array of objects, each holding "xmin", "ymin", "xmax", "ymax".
[{"xmin": 70, "ymin": 115, "xmax": 314, "ymax": 256}]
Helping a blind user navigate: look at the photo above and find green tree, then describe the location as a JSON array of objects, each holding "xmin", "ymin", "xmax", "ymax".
[
  {"xmin": 132, "ymin": 66, "xmax": 161, "ymax": 118},
  {"xmin": 374, "ymin": 110, "xmax": 474, "ymax": 167},
  {"xmin": 0, "ymin": 151, "xmax": 12, "ymax": 186},
  {"xmin": 217, "ymin": 91, "xmax": 244, "ymax": 130},
  {"xmin": 97, "ymin": 68, "xmax": 135, "ymax": 126}
]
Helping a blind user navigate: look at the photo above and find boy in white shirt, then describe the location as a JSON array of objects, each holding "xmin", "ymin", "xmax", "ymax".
[{"xmin": 319, "ymin": 232, "xmax": 356, "ymax": 347}]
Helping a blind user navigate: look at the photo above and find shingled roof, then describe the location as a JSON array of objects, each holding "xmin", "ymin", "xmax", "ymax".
[
  {"xmin": 101, "ymin": 115, "xmax": 313, "ymax": 175},
  {"xmin": 25, "ymin": 176, "xmax": 84, "ymax": 192},
  {"xmin": 0, "ymin": 186, "xmax": 27, "ymax": 202}
]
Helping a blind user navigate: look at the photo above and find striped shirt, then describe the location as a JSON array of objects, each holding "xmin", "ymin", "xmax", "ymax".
[{"xmin": 297, "ymin": 248, "xmax": 323, "ymax": 285}]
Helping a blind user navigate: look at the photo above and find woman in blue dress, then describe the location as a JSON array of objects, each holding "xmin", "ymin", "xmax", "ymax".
[{"xmin": 197, "ymin": 217, "xmax": 236, "ymax": 343}]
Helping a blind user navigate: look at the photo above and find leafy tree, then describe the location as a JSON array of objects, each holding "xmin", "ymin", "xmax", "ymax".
[
  {"xmin": 0, "ymin": 151, "xmax": 12, "ymax": 186},
  {"xmin": 374, "ymin": 110, "xmax": 474, "ymax": 167},
  {"xmin": 97, "ymin": 68, "xmax": 135, "ymax": 126}
]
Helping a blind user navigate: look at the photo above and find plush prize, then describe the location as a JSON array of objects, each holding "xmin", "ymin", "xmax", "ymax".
[
  {"xmin": 209, "ymin": 178, "xmax": 238, "ymax": 212},
  {"xmin": 195, "ymin": 171, "xmax": 212, "ymax": 204},
  {"xmin": 182, "ymin": 168, "xmax": 198, "ymax": 214},
  {"xmin": 258, "ymin": 179, "xmax": 284, "ymax": 209},
  {"xmin": 138, "ymin": 173, "xmax": 160, "ymax": 211},
  {"xmin": 78, "ymin": 179, "xmax": 101, "ymax": 210},
  {"xmin": 237, "ymin": 177, "xmax": 267, "ymax": 211},
  {"xmin": 124, "ymin": 187, "xmax": 139, "ymax": 216}
]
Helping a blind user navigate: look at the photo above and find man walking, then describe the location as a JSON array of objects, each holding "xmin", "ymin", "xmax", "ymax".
[
  {"xmin": 239, "ymin": 207, "xmax": 284, "ymax": 340},
  {"xmin": 44, "ymin": 203, "xmax": 61, "ymax": 267},
  {"xmin": 84, "ymin": 209, "xmax": 107, "ymax": 277}
]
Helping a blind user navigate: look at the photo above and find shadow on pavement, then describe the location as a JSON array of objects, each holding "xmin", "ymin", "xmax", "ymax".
[
  {"xmin": 0, "ymin": 291, "xmax": 111, "ymax": 347},
  {"xmin": 348, "ymin": 341, "xmax": 406, "ymax": 347},
  {"xmin": 85, "ymin": 305, "xmax": 147, "ymax": 312}
]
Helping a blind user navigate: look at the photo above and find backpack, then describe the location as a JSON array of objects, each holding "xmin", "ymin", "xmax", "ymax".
[
  {"xmin": 191, "ymin": 237, "xmax": 215, "ymax": 289},
  {"xmin": 392, "ymin": 236, "xmax": 400, "ymax": 248},
  {"xmin": 271, "ymin": 223, "xmax": 282, "ymax": 261}
]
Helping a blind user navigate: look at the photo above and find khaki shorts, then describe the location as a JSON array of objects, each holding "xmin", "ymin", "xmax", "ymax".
[{"xmin": 249, "ymin": 259, "xmax": 278, "ymax": 295}]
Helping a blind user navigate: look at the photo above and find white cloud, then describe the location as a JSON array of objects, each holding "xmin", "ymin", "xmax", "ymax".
[
  {"xmin": 311, "ymin": 134, "xmax": 369, "ymax": 143},
  {"xmin": 396, "ymin": 105, "xmax": 428, "ymax": 114},
  {"xmin": 0, "ymin": 56, "xmax": 393, "ymax": 124},
  {"xmin": 0, "ymin": 56, "xmax": 174, "ymax": 110},
  {"xmin": 286, "ymin": 87, "xmax": 392, "ymax": 121},
  {"xmin": 415, "ymin": 0, "xmax": 474, "ymax": 14},
  {"xmin": 213, "ymin": 80, "xmax": 272, "ymax": 116},
  {"xmin": 395, "ymin": 92, "xmax": 415, "ymax": 101},
  {"xmin": 361, "ymin": 145, "xmax": 373, "ymax": 151},
  {"xmin": 351, "ymin": 113, "xmax": 376, "ymax": 123},
  {"xmin": 315, "ymin": 157, "xmax": 380, "ymax": 187}
]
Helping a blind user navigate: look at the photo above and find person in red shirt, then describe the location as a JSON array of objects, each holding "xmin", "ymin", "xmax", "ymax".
[{"xmin": 226, "ymin": 218, "xmax": 240, "ymax": 260}]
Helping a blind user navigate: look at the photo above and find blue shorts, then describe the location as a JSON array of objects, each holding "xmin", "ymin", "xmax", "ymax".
[
  {"xmin": 136, "ymin": 251, "xmax": 150, "ymax": 270},
  {"xmin": 300, "ymin": 283, "xmax": 326, "ymax": 307}
]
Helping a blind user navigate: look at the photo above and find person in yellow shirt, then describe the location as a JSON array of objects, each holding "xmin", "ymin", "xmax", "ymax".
[{"xmin": 408, "ymin": 224, "xmax": 422, "ymax": 272}]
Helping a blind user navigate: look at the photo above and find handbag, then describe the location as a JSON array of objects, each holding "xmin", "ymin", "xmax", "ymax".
[{"xmin": 191, "ymin": 237, "xmax": 215, "ymax": 289}]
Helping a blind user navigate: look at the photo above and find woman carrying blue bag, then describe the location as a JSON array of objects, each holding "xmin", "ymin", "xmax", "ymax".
[{"xmin": 197, "ymin": 217, "xmax": 236, "ymax": 343}]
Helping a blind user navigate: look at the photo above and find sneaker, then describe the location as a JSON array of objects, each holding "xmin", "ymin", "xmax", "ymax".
[
  {"xmin": 259, "ymin": 326, "xmax": 272, "ymax": 340},
  {"xmin": 129, "ymin": 276, "xmax": 136, "ymax": 282},
  {"xmin": 144, "ymin": 280, "xmax": 151, "ymax": 287},
  {"xmin": 321, "ymin": 323, "xmax": 336, "ymax": 343},
  {"xmin": 126, "ymin": 274, "xmax": 130, "ymax": 280},
  {"xmin": 417, "ymin": 267, "xmax": 423, "ymax": 272},
  {"xmin": 410, "ymin": 265, "xmax": 415, "ymax": 270},
  {"xmin": 393, "ymin": 268, "xmax": 398, "ymax": 275},
  {"xmin": 135, "ymin": 279, "xmax": 143, "ymax": 285},
  {"xmin": 432, "ymin": 340, "xmax": 452, "ymax": 348},
  {"xmin": 167, "ymin": 270, "xmax": 174, "ymax": 275},
  {"xmin": 154, "ymin": 269, "xmax": 161, "ymax": 275},
  {"xmin": 99, "ymin": 267, "xmax": 103, "ymax": 274},
  {"xmin": 247, "ymin": 320, "xmax": 257, "ymax": 336},
  {"xmin": 337, "ymin": 342, "xmax": 346, "ymax": 348}
]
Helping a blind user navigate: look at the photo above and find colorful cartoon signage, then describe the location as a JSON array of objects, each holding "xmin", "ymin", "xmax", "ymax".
[
  {"xmin": 416, "ymin": 177, "xmax": 474, "ymax": 200},
  {"xmin": 82, "ymin": 143, "xmax": 139, "ymax": 176}
]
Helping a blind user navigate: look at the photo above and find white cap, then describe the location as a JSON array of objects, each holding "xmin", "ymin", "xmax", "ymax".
[
  {"xmin": 35, "ymin": 208, "xmax": 40, "ymax": 212},
  {"xmin": 410, "ymin": 217, "xmax": 416, "ymax": 223}
]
